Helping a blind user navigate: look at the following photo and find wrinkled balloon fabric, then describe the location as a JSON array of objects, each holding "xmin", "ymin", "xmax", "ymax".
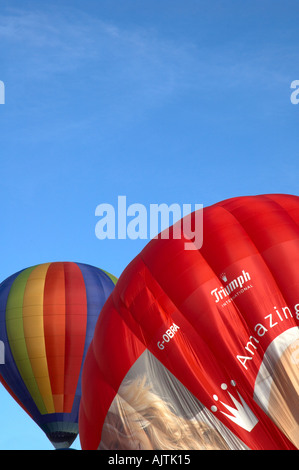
[{"xmin": 79, "ymin": 194, "xmax": 299, "ymax": 450}]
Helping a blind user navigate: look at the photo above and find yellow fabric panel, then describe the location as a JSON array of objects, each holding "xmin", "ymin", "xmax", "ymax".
[
  {"xmin": 6, "ymin": 267, "xmax": 48, "ymax": 415},
  {"xmin": 22, "ymin": 263, "xmax": 55, "ymax": 414}
]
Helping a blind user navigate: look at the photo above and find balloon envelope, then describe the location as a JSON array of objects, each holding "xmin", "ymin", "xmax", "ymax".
[
  {"xmin": 79, "ymin": 194, "xmax": 299, "ymax": 450},
  {"xmin": 0, "ymin": 261, "xmax": 117, "ymax": 449}
]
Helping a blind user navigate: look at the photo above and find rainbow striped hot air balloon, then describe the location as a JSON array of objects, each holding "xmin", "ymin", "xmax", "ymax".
[{"xmin": 0, "ymin": 261, "xmax": 117, "ymax": 449}]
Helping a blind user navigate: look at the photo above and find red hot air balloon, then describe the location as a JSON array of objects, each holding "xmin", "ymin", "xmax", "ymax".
[
  {"xmin": 0, "ymin": 262, "xmax": 117, "ymax": 449},
  {"xmin": 79, "ymin": 194, "xmax": 299, "ymax": 450}
]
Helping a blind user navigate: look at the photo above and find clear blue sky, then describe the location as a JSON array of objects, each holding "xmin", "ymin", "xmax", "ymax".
[{"xmin": 0, "ymin": 0, "xmax": 298, "ymax": 449}]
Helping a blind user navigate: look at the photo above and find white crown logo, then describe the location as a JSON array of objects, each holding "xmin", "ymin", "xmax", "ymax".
[
  {"xmin": 211, "ymin": 381, "xmax": 258, "ymax": 432},
  {"xmin": 220, "ymin": 273, "xmax": 228, "ymax": 282}
]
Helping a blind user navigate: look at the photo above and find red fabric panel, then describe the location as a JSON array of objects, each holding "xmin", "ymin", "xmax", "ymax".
[{"xmin": 63, "ymin": 262, "xmax": 87, "ymax": 412}]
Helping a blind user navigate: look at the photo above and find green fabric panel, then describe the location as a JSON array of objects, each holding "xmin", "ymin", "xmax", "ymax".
[
  {"xmin": 102, "ymin": 269, "xmax": 118, "ymax": 285},
  {"xmin": 5, "ymin": 266, "xmax": 48, "ymax": 414}
]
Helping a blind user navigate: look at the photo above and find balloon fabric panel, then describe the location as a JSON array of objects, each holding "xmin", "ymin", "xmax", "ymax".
[
  {"xmin": 79, "ymin": 194, "xmax": 299, "ymax": 451},
  {"xmin": 0, "ymin": 262, "xmax": 117, "ymax": 449}
]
